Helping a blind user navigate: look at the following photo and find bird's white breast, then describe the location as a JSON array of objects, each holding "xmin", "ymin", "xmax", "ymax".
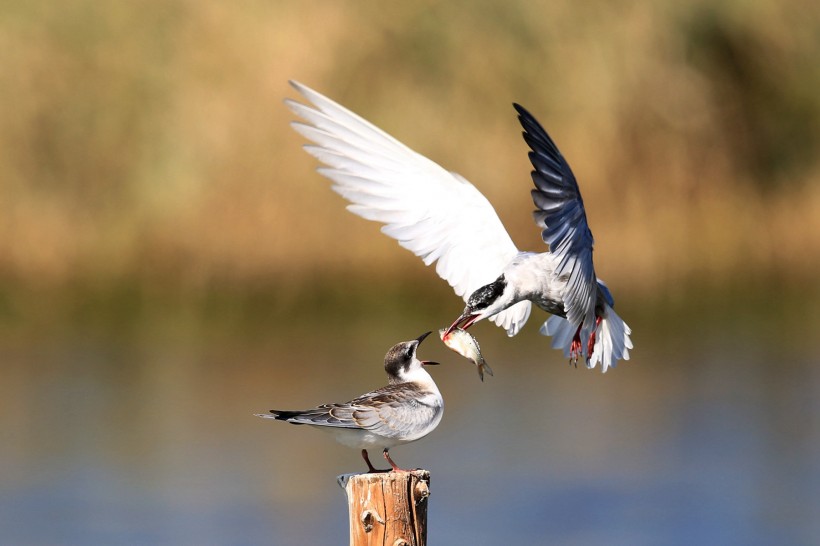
[{"xmin": 503, "ymin": 252, "xmax": 566, "ymax": 313}]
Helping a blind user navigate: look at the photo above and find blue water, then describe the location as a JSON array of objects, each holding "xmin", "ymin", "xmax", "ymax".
[{"xmin": 1, "ymin": 292, "xmax": 818, "ymax": 545}]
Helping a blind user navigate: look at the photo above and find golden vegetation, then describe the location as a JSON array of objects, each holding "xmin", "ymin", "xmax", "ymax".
[{"xmin": 2, "ymin": 1, "xmax": 818, "ymax": 301}]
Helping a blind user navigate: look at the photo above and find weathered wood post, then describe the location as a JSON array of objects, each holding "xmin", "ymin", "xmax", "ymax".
[{"xmin": 337, "ymin": 470, "xmax": 431, "ymax": 546}]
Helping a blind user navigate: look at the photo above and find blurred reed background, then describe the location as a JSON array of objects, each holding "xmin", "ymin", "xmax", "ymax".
[
  {"xmin": 1, "ymin": 1, "xmax": 819, "ymax": 545},
  {"xmin": 2, "ymin": 0, "xmax": 818, "ymax": 306}
]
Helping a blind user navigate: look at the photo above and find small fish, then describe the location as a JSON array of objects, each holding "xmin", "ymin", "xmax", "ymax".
[{"xmin": 439, "ymin": 327, "xmax": 494, "ymax": 381}]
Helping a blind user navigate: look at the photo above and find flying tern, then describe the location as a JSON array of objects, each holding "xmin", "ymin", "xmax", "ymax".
[
  {"xmin": 256, "ymin": 332, "xmax": 443, "ymax": 472},
  {"xmin": 286, "ymin": 81, "xmax": 632, "ymax": 371}
]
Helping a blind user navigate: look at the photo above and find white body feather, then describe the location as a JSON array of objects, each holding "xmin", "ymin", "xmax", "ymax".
[{"xmin": 287, "ymin": 81, "xmax": 632, "ymax": 371}]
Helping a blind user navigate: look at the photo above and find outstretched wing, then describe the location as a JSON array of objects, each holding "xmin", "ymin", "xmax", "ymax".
[
  {"xmin": 288, "ymin": 81, "xmax": 532, "ymax": 335},
  {"xmin": 515, "ymin": 104, "xmax": 598, "ymax": 334}
]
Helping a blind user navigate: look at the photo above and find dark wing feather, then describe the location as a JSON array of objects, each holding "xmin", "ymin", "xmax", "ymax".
[
  {"xmin": 515, "ymin": 103, "xmax": 598, "ymax": 333},
  {"xmin": 268, "ymin": 406, "xmax": 361, "ymax": 428}
]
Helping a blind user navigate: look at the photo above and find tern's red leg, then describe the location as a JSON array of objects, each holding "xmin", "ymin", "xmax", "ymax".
[
  {"xmin": 383, "ymin": 449, "xmax": 409, "ymax": 472},
  {"xmin": 587, "ymin": 316, "xmax": 603, "ymax": 355},
  {"xmin": 569, "ymin": 326, "xmax": 582, "ymax": 367},
  {"xmin": 361, "ymin": 449, "xmax": 389, "ymax": 473}
]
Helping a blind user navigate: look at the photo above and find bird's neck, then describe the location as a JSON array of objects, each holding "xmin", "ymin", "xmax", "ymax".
[{"xmin": 393, "ymin": 367, "xmax": 439, "ymax": 393}]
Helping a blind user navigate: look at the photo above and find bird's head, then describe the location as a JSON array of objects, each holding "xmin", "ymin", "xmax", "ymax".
[
  {"xmin": 444, "ymin": 275, "xmax": 509, "ymax": 335},
  {"xmin": 384, "ymin": 331, "xmax": 439, "ymax": 383}
]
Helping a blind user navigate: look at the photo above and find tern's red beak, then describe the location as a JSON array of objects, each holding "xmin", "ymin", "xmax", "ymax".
[{"xmin": 443, "ymin": 311, "xmax": 480, "ymax": 336}]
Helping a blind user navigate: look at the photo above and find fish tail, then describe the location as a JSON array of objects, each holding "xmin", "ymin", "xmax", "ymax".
[{"xmin": 481, "ymin": 360, "xmax": 494, "ymax": 377}]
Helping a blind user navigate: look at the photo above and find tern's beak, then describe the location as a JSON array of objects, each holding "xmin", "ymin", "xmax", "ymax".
[
  {"xmin": 415, "ymin": 332, "xmax": 438, "ymax": 365},
  {"xmin": 444, "ymin": 310, "xmax": 480, "ymax": 336}
]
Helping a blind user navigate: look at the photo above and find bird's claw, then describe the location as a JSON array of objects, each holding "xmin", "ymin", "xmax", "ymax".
[
  {"xmin": 569, "ymin": 333, "xmax": 583, "ymax": 367},
  {"xmin": 568, "ymin": 317, "xmax": 603, "ymax": 367}
]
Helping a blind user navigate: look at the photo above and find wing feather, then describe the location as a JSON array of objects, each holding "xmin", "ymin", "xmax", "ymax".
[
  {"xmin": 289, "ymin": 81, "xmax": 531, "ymax": 335},
  {"xmin": 515, "ymin": 103, "xmax": 598, "ymax": 334},
  {"xmin": 331, "ymin": 384, "xmax": 442, "ymax": 439}
]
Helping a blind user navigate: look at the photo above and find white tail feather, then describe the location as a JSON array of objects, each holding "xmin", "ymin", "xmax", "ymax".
[
  {"xmin": 541, "ymin": 315, "xmax": 575, "ymax": 351},
  {"xmin": 540, "ymin": 305, "xmax": 632, "ymax": 372}
]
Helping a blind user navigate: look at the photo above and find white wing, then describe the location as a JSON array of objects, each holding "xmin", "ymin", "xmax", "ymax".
[{"xmin": 288, "ymin": 81, "xmax": 532, "ymax": 335}]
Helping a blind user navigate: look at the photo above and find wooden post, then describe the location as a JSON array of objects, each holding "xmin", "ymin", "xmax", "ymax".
[{"xmin": 337, "ymin": 470, "xmax": 431, "ymax": 546}]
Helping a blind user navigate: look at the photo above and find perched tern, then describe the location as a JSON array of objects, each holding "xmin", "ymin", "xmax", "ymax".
[
  {"xmin": 286, "ymin": 81, "xmax": 632, "ymax": 371},
  {"xmin": 256, "ymin": 332, "xmax": 443, "ymax": 472}
]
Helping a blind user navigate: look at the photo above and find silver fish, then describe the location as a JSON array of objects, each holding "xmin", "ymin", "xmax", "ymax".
[{"xmin": 439, "ymin": 327, "xmax": 494, "ymax": 381}]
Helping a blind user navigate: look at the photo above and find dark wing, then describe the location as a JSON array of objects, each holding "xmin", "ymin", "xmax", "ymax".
[
  {"xmin": 515, "ymin": 103, "xmax": 598, "ymax": 333},
  {"xmin": 266, "ymin": 406, "xmax": 362, "ymax": 428}
]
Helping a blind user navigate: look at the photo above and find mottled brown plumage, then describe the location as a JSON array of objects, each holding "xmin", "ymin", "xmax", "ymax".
[{"xmin": 256, "ymin": 332, "xmax": 443, "ymax": 472}]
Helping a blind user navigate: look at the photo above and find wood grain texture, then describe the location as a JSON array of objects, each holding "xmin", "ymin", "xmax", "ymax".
[{"xmin": 340, "ymin": 470, "xmax": 430, "ymax": 546}]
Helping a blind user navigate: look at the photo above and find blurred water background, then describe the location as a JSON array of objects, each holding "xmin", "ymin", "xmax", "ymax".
[{"xmin": 1, "ymin": 1, "xmax": 819, "ymax": 544}]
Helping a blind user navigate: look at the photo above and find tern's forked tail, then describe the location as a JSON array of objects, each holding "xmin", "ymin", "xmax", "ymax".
[
  {"xmin": 255, "ymin": 410, "xmax": 307, "ymax": 423},
  {"xmin": 541, "ymin": 304, "xmax": 632, "ymax": 372}
]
